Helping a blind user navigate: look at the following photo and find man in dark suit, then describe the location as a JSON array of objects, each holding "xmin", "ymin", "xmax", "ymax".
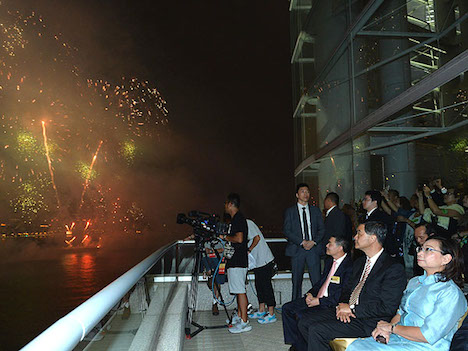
[
  {"xmin": 283, "ymin": 236, "xmax": 353, "ymax": 351},
  {"xmin": 284, "ymin": 183, "xmax": 325, "ymax": 300},
  {"xmin": 450, "ymin": 314, "xmax": 468, "ymax": 351},
  {"xmin": 362, "ymin": 190, "xmax": 397, "ymax": 256},
  {"xmin": 362, "ymin": 190, "xmax": 394, "ymax": 229},
  {"xmin": 324, "ymin": 192, "xmax": 350, "ymax": 243},
  {"xmin": 298, "ymin": 221, "xmax": 406, "ymax": 351}
]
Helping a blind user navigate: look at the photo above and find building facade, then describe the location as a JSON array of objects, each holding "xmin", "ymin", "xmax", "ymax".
[{"xmin": 290, "ymin": 0, "xmax": 468, "ymax": 206}]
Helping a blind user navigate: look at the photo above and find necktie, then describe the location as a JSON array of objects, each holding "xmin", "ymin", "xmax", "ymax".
[
  {"xmin": 317, "ymin": 260, "xmax": 338, "ymax": 298},
  {"xmin": 349, "ymin": 258, "xmax": 372, "ymax": 306},
  {"xmin": 302, "ymin": 207, "xmax": 310, "ymax": 241}
]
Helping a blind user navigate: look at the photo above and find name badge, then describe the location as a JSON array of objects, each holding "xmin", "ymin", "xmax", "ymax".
[
  {"xmin": 218, "ymin": 262, "xmax": 226, "ymax": 275},
  {"xmin": 330, "ymin": 276, "xmax": 340, "ymax": 284}
]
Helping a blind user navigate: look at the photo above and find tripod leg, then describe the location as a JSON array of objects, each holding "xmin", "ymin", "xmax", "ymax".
[
  {"xmin": 185, "ymin": 246, "xmax": 202, "ymax": 338},
  {"xmin": 214, "ymin": 282, "xmax": 232, "ymax": 323}
]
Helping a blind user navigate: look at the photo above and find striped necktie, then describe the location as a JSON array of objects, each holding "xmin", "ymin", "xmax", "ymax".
[{"xmin": 349, "ymin": 258, "xmax": 372, "ymax": 306}]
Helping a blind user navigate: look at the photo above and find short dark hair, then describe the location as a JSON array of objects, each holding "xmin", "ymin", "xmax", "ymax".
[
  {"xmin": 365, "ymin": 190, "xmax": 383, "ymax": 207},
  {"xmin": 226, "ymin": 193, "xmax": 241, "ymax": 208},
  {"xmin": 415, "ymin": 222, "xmax": 438, "ymax": 236},
  {"xmin": 399, "ymin": 196, "xmax": 411, "ymax": 211},
  {"xmin": 363, "ymin": 221, "xmax": 387, "ymax": 245},
  {"xmin": 388, "ymin": 189, "xmax": 399, "ymax": 198},
  {"xmin": 296, "ymin": 183, "xmax": 309, "ymax": 193},
  {"xmin": 325, "ymin": 192, "xmax": 339, "ymax": 205},
  {"xmin": 332, "ymin": 236, "xmax": 350, "ymax": 253},
  {"xmin": 425, "ymin": 236, "xmax": 465, "ymax": 288}
]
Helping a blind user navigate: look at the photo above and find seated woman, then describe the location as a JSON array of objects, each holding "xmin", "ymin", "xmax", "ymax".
[{"xmin": 347, "ymin": 236, "xmax": 467, "ymax": 351}]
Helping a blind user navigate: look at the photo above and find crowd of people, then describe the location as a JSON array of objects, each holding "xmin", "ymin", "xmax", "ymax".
[
  {"xmin": 281, "ymin": 181, "xmax": 467, "ymax": 351},
  {"xmin": 195, "ymin": 181, "xmax": 468, "ymax": 350}
]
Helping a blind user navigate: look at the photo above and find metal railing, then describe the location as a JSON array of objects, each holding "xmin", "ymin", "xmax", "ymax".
[
  {"xmin": 20, "ymin": 241, "xmax": 176, "ymax": 351},
  {"xmin": 20, "ymin": 237, "xmax": 288, "ymax": 351}
]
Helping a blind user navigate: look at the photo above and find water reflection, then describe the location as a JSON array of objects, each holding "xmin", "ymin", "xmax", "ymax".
[{"xmin": 62, "ymin": 251, "xmax": 97, "ymax": 299}]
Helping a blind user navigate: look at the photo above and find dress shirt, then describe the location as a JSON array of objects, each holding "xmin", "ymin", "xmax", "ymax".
[
  {"xmin": 297, "ymin": 203, "xmax": 311, "ymax": 241},
  {"xmin": 366, "ymin": 206, "xmax": 378, "ymax": 219},
  {"xmin": 322, "ymin": 253, "xmax": 347, "ymax": 297},
  {"xmin": 326, "ymin": 205, "xmax": 337, "ymax": 217},
  {"xmin": 355, "ymin": 248, "xmax": 384, "ymax": 304}
]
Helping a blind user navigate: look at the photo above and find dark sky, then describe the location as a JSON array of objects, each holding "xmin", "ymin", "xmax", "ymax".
[{"xmin": 22, "ymin": 0, "xmax": 294, "ymax": 232}]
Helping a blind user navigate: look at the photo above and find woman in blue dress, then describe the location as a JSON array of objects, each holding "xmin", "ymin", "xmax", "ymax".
[{"xmin": 348, "ymin": 236, "xmax": 467, "ymax": 351}]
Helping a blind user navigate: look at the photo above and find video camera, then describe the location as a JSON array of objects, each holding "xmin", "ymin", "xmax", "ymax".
[{"xmin": 177, "ymin": 210, "xmax": 230, "ymax": 240}]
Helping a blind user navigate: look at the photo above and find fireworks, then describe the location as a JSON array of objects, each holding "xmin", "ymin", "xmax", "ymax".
[
  {"xmin": 0, "ymin": 3, "xmax": 168, "ymax": 235},
  {"xmin": 79, "ymin": 140, "xmax": 103, "ymax": 209},
  {"xmin": 87, "ymin": 78, "xmax": 168, "ymax": 137},
  {"xmin": 121, "ymin": 140, "xmax": 136, "ymax": 164},
  {"xmin": 0, "ymin": 22, "xmax": 27, "ymax": 56},
  {"xmin": 41, "ymin": 121, "xmax": 60, "ymax": 208}
]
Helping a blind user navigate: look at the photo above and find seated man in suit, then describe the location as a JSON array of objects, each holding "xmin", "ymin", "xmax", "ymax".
[
  {"xmin": 298, "ymin": 221, "xmax": 406, "ymax": 351},
  {"xmin": 282, "ymin": 236, "xmax": 353, "ymax": 351}
]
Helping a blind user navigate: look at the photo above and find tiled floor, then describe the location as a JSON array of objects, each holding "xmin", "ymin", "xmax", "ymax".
[
  {"xmin": 80, "ymin": 313, "xmax": 143, "ymax": 351},
  {"xmin": 183, "ymin": 310, "xmax": 290, "ymax": 351}
]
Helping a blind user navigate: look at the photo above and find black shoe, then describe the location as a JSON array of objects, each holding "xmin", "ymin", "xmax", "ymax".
[
  {"xmin": 289, "ymin": 346, "xmax": 297, "ymax": 351},
  {"xmin": 212, "ymin": 304, "xmax": 219, "ymax": 316}
]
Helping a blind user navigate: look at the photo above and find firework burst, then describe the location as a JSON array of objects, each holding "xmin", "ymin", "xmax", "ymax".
[{"xmin": 0, "ymin": 2, "xmax": 169, "ymax": 235}]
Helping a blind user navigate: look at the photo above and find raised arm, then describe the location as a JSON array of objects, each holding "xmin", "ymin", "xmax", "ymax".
[
  {"xmin": 424, "ymin": 186, "xmax": 461, "ymax": 218},
  {"xmin": 416, "ymin": 190, "xmax": 425, "ymax": 216},
  {"xmin": 381, "ymin": 190, "xmax": 398, "ymax": 213}
]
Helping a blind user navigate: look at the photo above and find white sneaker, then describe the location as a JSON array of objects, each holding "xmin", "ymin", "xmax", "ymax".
[
  {"xmin": 228, "ymin": 320, "xmax": 252, "ymax": 334},
  {"xmin": 226, "ymin": 313, "xmax": 242, "ymax": 325},
  {"xmin": 248, "ymin": 311, "xmax": 267, "ymax": 319},
  {"xmin": 258, "ymin": 313, "xmax": 277, "ymax": 324}
]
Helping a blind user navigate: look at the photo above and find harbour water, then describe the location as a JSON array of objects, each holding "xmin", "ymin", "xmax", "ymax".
[{"xmin": 0, "ymin": 244, "xmax": 156, "ymax": 351}]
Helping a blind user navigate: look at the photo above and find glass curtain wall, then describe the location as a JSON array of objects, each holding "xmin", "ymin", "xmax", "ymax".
[{"xmin": 291, "ymin": 0, "xmax": 468, "ymax": 208}]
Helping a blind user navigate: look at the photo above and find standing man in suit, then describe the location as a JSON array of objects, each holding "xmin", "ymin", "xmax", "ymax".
[
  {"xmin": 324, "ymin": 192, "xmax": 350, "ymax": 242},
  {"xmin": 284, "ymin": 183, "xmax": 325, "ymax": 300},
  {"xmin": 282, "ymin": 236, "xmax": 353, "ymax": 351},
  {"xmin": 362, "ymin": 190, "xmax": 397, "ymax": 256},
  {"xmin": 297, "ymin": 221, "xmax": 406, "ymax": 351},
  {"xmin": 362, "ymin": 190, "xmax": 393, "ymax": 228}
]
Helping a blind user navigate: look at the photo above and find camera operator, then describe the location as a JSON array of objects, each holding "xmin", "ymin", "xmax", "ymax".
[{"xmin": 219, "ymin": 193, "xmax": 252, "ymax": 334}]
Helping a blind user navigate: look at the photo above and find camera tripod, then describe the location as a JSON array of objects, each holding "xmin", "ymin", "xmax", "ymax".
[{"xmin": 185, "ymin": 236, "xmax": 231, "ymax": 339}]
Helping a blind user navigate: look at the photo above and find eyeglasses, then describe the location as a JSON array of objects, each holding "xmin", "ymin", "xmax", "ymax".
[{"xmin": 416, "ymin": 246, "xmax": 445, "ymax": 254}]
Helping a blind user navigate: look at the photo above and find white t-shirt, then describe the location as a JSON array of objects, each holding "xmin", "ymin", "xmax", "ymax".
[{"xmin": 247, "ymin": 219, "xmax": 274, "ymax": 269}]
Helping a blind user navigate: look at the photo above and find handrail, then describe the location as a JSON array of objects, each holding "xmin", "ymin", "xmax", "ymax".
[
  {"xmin": 21, "ymin": 241, "xmax": 177, "ymax": 351},
  {"xmin": 21, "ymin": 237, "xmax": 288, "ymax": 351}
]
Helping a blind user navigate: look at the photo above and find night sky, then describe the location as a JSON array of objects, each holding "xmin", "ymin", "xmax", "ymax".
[{"xmin": 12, "ymin": 0, "xmax": 294, "ymax": 236}]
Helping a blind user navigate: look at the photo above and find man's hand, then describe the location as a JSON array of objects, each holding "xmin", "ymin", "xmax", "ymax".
[
  {"xmin": 423, "ymin": 185, "xmax": 431, "ymax": 197},
  {"xmin": 302, "ymin": 240, "xmax": 316, "ymax": 250},
  {"xmin": 380, "ymin": 189, "xmax": 389, "ymax": 199},
  {"xmin": 305, "ymin": 293, "xmax": 319, "ymax": 307},
  {"xmin": 335, "ymin": 303, "xmax": 356, "ymax": 323}
]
